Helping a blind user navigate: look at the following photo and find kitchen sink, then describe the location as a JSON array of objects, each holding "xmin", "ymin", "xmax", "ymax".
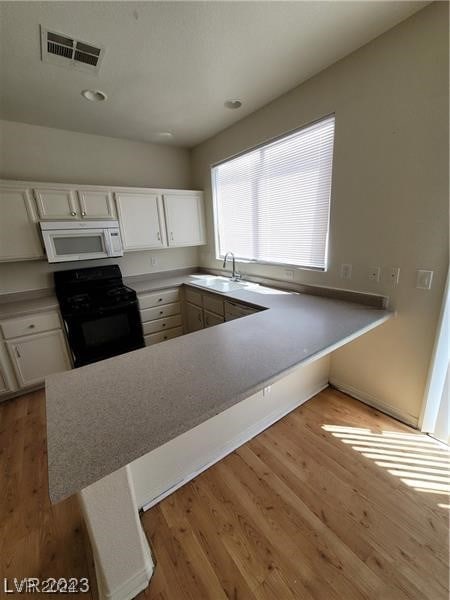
[{"xmin": 188, "ymin": 275, "xmax": 259, "ymax": 294}]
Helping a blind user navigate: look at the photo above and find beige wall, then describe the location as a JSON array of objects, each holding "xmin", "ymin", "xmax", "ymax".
[
  {"xmin": 0, "ymin": 119, "xmax": 199, "ymax": 292},
  {"xmin": 191, "ymin": 3, "xmax": 449, "ymax": 424}
]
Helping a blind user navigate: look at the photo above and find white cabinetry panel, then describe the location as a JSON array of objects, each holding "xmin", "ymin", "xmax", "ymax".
[
  {"xmin": 0, "ymin": 186, "xmax": 43, "ymax": 262},
  {"xmin": 185, "ymin": 302, "xmax": 203, "ymax": 332},
  {"xmin": 7, "ymin": 330, "xmax": 71, "ymax": 387},
  {"xmin": 34, "ymin": 187, "xmax": 79, "ymax": 219},
  {"xmin": 78, "ymin": 190, "xmax": 116, "ymax": 219},
  {"xmin": 163, "ymin": 192, "xmax": 205, "ymax": 247},
  {"xmin": 115, "ymin": 192, "xmax": 166, "ymax": 250}
]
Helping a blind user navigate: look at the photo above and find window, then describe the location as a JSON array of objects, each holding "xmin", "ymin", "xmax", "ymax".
[{"xmin": 212, "ymin": 114, "xmax": 335, "ymax": 271}]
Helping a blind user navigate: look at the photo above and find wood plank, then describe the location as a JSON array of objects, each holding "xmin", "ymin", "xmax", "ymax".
[{"xmin": 1, "ymin": 387, "xmax": 448, "ymax": 600}]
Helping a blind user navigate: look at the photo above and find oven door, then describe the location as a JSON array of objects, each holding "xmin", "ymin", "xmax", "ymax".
[
  {"xmin": 63, "ymin": 303, "xmax": 144, "ymax": 367},
  {"xmin": 42, "ymin": 228, "xmax": 112, "ymax": 263}
]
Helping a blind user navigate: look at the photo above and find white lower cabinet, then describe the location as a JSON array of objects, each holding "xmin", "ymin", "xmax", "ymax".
[
  {"xmin": 185, "ymin": 302, "xmax": 204, "ymax": 332},
  {"xmin": 0, "ymin": 365, "xmax": 9, "ymax": 394},
  {"xmin": 6, "ymin": 330, "xmax": 71, "ymax": 387},
  {"xmin": 139, "ymin": 288, "xmax": 184, "ymax": 347},
  {"xmin": 184, "ymin": 287, "xmax": 259, "ymax": 333},
  {"xmin": 204, "ymin": 310, "xmax": 224, "ymax": 328}
]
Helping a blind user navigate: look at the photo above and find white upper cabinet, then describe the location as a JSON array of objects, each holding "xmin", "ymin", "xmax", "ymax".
[
  {"xmin": 163, "ymin": 192, "xmax": 206, "ymax": 247},
  {"xmin": 35, "ymin": 186, "xmax": 116, "ymax": 220},
  {"xmin": 77, "ymin": 190, "xmax": 117, "ymax": 219},
  {"xmin": 34, "ymin": 187, "xmax": 79, "ymax": 219},
  {"xmin": 0, "ymin": 185, "xmax": 44, "ymax": 261},
  {"xmin": 115, "ymin": 191, "xmax": 167, "ymax": 250}
]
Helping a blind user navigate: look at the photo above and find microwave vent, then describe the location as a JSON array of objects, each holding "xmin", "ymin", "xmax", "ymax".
[{"xmin": 40, "ymin": 27, "xmax": 104, "ymax": 73}]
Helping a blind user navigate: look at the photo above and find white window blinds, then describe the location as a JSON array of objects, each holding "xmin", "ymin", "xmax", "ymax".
[{"xmin": 212, "ymin": 115, "xmax": 335, "ymax": 270}]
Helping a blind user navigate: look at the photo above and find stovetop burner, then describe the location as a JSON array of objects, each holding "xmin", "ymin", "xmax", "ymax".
[{"xmin": 55, "ymin": 266, "xmax": 138, "ymax": 315}]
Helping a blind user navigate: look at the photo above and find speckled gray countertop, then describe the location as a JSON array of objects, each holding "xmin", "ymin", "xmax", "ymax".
[{"xmin": 46, "ymin": 274, "xmax": 391, "ymax": 503}]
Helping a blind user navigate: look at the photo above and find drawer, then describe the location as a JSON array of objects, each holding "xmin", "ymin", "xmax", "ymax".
[
  {"xmin": 184, "ymin": 287, "xmax": 202, "ymax": 307},
  {"xmin": 144, "ymin": 326, "xmax": 183, "ymax": 346},
  {"xmin": 142, "ymin": 315, "xmax": 182, "ymax": 335},
  {"xmin": 140, "ymin": 302, "xmax": 181, "ymax": 322},
  {"xmin": 203, "ymin": 293, "xmax": 224, "ymax": 316},
  {"xmin": 1, "ymin": 311, "xmax": 61, "ymax": 340},
  {"xmin": 139, "ymin": 288, "xmax": 180, "ymax": 310},
  {"xmin": 204, "ymin": 310, "xmax": 224, "ymax": 328}
]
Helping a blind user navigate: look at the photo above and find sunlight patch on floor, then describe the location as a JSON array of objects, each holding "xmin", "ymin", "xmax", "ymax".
[{"xmin": 322, "ymin": 424, "xmax": 450, "ymax": 503}]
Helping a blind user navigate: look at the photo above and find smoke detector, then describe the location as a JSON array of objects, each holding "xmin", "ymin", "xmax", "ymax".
[{"xmin": 40, "ymin": 27, "xmax": 104, "ymax": 74}]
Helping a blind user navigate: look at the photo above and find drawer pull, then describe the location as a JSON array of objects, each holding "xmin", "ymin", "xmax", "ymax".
[
  {"xmin": 157, "ymin": 231, "xmax": 161, "ymax": 241},
  {"xmin": 158, "ymin": 298, "xmax": 163, "ymax": 302},
  {"xmin": 163, "ymin": 335, "xmax": 168, "ymax": 340},
  {"xmin": 28, "ymin": 324, "xmax": 35, "ymax": 329},
  {"xmin": 162, "ymin": 323, "xmax": 166, "ymax": 327},
  {"xmin": 15, "ymin": 347, "xmax": 21, "ymax": 359},
  {"xmin": 159, "ymin": 311, "xmax": 163, "ymax": 315}
]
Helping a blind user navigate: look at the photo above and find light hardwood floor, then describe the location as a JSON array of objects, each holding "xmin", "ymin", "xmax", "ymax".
[{"xmin": 1, "ymin": 387, "xmax": 448, "ymax": 599}]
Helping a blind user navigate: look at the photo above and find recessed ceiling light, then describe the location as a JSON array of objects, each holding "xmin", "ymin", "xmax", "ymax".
[
  {"xmin": 224, "ymin": 99, "xmax": 242, "ymax": 109},
  {"xmin": 81, "ymin": 89, "xmax": 107, "ymax": 102}
]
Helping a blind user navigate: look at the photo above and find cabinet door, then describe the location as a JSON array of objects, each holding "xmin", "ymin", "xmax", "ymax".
[
  {"xmin": 0, "ymin": 186, "xmax": 44, "ymax": 261},
  {"xmin": 163, "ymin": 192, "xmax": 206, "ymax": 247},
  {"xmin": 34, "ymin": 187, "xmax": 79, "ymax": 219},
  {"xmin": 204, "ymin": 310, "xmax": 225, "ymax": 328},
  {"xmin": 115, "ymin": 192, "xmax": 166, "ymax": 250},
  {"xmin": 7, "ymin": 330, "xmax": 72, "ymax": 388},
  {"xmin": 78, "ymin": 190, "xmax": 117, "ymax": 219},
  {"xmin": 185, "ymin": 302, "xmax": 204, "ymax": 333}
]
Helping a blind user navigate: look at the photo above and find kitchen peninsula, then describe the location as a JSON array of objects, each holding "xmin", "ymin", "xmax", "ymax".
[{"xmin": 45, "ymin": 274, "xmax": 391, "ymax": 600}]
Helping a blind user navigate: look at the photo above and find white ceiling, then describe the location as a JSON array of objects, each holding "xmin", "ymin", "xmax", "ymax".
[{"xmin": 0, "ymin": 1, "xmax": 428, "ymax": 148}]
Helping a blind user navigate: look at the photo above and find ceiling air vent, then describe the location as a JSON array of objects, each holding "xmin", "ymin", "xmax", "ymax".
[{"xmin": 40, "ymin": 27, "xmax": 104, "ymax": 73}]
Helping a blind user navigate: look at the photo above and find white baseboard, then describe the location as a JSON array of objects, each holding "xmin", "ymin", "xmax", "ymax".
[
  {"xmin": 329, "ymin": 378, "xmax": 418, "ymax": 428},
  {"xmin": 141, "ymin": 380, "xmax": 328, "ymax": 512}
]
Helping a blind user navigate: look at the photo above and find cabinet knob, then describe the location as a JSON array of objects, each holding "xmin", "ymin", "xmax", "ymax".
[
  {"xmin": 163, "ymin": 336, "xmax": 168, "ymax": 340},
  {"xmin": 162, "ymin": 323, "xmax": 166, "ymax": 327},
  {"xmin": 15, "ymin": 347, "xmax": 21, "ymax": 359},
  {"xmin": 160, "ymin": 311, "xmax": 163, "ymax": 315},
  {"xmin": 158, "ymin": 298, "xmax": 163, "ymax": 302},
  {"xmin": 70, "ymin": 211, "xmax": 77, "ymax": 216},
  {"xmin": 81, "ymin": 211, "xmax": 86, "ymax": 217},
  {"xmin": 28, "ymin": 324, "xmax": 35, "ymax": 329}
]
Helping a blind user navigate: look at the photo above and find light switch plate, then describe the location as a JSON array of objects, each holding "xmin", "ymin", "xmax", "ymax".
[{"xmin": 416, "ymin": 269, "xmax": 433, "ymax": 290}]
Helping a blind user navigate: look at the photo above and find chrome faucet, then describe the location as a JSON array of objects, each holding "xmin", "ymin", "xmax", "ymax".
[{"xmin": 223, "ymin": 252, "xmax": 240, "ymax": 281}]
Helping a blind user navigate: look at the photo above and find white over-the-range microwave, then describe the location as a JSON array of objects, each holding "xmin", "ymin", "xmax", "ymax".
[{"xmin": 40, "ymin": 220, "xmax": 124, "ymax": 263}]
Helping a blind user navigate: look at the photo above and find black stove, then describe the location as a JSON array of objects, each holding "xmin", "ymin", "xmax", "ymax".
[{"xmin": 55, "ymin": 265, "xmax": 145, "ymax": 367}]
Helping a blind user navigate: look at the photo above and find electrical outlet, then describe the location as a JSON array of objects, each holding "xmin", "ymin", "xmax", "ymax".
[
  {"xmin": 285, "ymin": 269, "xmax": 294, "ymax": 281},
  {"xmin": 388, "ymin": 267, "xmax": 400, "ymax": 286},
  {"xmin": 416, "ymin": 269, "xmax": 433, "ymax": 290},
  {"xmin": 340, "ymin": 264, "xmax": 352, "ymax": 280},
  {"xmin": 368, "ymin": 266, "xmax": 381, "ymax": 282},
  {"xmin": 150, "ymin": 256, "xmax": 158, "ymax": 267}
]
